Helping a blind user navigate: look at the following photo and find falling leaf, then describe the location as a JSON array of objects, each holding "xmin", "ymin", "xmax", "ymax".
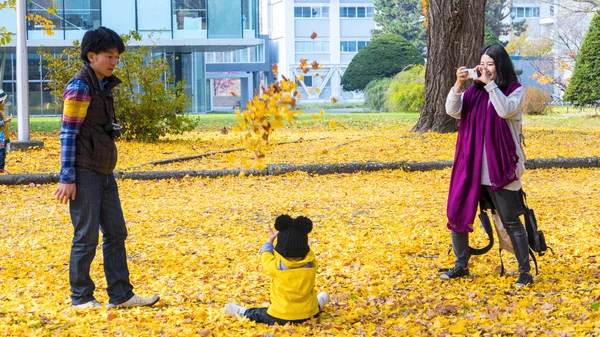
[
  {"xmin": 331, "ymin": 97, "xmax": 338, "ymax": 104},
  {"xmin": 230, "ymin": 91, "xmax": 237, "ymax": 97},
  {"xmin": 310, "ymin": 32, "xmax": 318, "ymax": 39},
  {"xmin": 272, "ymin": 63, "xmax": 278, "ymax": 75},
  {"xmin": 220, "ymin": 127, "xmax": 229, "ymax": 135}
]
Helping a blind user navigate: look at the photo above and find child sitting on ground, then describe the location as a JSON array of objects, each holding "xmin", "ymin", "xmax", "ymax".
[{"xmin": 224, "ymin": 214, "xmax": 329, "ymax": 325}]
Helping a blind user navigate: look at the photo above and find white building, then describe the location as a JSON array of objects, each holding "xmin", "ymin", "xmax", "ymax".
[
  {"xmin": 504, "ymin": 0, "xmax": 595, "ymax": 97},
  {"xmin": 267, "ymin": 0, "xmax": 376, "ymax": 101},
  {"xmin": 0, "ymin": 0, "xmax": 262, "ymax": 115}
]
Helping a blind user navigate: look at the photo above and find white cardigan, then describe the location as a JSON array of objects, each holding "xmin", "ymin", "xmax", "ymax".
[{"xmin": 445, "ymin": 81, "xmax": 526, "ymax": 191}]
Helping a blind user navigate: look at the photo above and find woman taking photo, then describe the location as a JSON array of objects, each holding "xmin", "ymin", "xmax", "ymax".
[{"xmin": 441, "ymin": 44, "xmax": 533, "ymax": 287}]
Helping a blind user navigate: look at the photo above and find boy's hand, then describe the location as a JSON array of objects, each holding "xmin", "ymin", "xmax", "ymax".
[
  {"xmin": 267, "ymin": 225, "xmax": 278, "ymax": 244},
  {"xmin": 4, "ymin": 115, "xmax": 11, "ymax": 123},
  {"xmin": 54, "ymin": 183, "xmax": 77, "ymax": 204}
]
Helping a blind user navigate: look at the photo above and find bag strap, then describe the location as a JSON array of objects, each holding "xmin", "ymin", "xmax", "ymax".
[
  {"xmin": 499, "ymin": 248, "xmax": 505, "ymax": 276},
  {"xmin": 529, "ymin": 248, "xmax": 539, "ymax": 275}
]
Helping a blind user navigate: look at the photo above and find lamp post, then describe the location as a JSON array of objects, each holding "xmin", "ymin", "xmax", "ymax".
[{"xmin": 9, "ymin": 0, "xmax": 44, "ymax": 151}]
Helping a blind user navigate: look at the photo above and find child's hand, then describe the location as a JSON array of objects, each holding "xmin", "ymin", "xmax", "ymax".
[
  {"xmin": 4, "ymin": 115, "xmax": 11, "ymax": 123},
  {"xmin": 267, "ymin": 225, "xmax": 278, "ymax": 244}
]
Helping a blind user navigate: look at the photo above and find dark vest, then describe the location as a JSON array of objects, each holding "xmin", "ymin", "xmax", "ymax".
[{"xmin": 67, "ymin": 63, "xmax": 121, "ymax": 174}]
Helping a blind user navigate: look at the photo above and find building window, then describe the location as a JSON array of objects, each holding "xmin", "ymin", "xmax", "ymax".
[
  {"xmin": 27, "ymin": 0, "xmax": 101, "ymax": 31},
  {"xmin": 206, "ymin": 43, "xmax": 265, "ymax": 64},
  {"xmin": 341, "ymin": 40, "xmax": 370, "ymax": 52},
  {"xmin": 294, "ymin": 6, "xmax": 329, "ymax": 18},
  {"xmin": 295, "ymin": 40, "xmax": 330, "ymax": 53},
  {"xmin": 511, "ymin": 6, "xmax": 541, "ymax": 18},
  {"xmin": 174, "ymin": 0, "xmax": 207, "ymax": 30},
  {"xmin": 340, "ymin": 6, "xmax": 374, "ymax": 18}
]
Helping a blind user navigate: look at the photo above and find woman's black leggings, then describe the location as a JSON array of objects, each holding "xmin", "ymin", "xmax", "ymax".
[{"xmin": 451, "ymin": 186, "xmax": 531, "ymax": 274}]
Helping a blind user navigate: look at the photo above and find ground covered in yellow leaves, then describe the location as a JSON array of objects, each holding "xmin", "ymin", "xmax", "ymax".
[
  {"xmin": 5, "ymin": 113, "xmax": 600, "ymax": 174},
  {"xmin": 2, "ymin": 113, "xmax": 600, "ymax": 336},
  {"xmin": 2, "ymin": 168, "xmax": 600, "ymax": 336}
]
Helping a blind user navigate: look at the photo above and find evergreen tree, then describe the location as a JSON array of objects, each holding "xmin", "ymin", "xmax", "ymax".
[
  {"xmin": 341, "ymin": 34, "xmax": 424, "ymax": 92},
  {"xmin": 563, "ymin": 11, "xmax": 600, "ymax": 106},
  {"xmin": 372, "ymin": 0, "xmax": 427, "ymax": 53}
]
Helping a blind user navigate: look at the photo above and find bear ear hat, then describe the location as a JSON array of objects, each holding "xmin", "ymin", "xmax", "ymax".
[
  {"xmin": 294, "ymin": 216, "xmax": 313, "ymax": 235},
  {"xmin": 274, "ymin": 214, "xmax": 294, "ymax": 231}
]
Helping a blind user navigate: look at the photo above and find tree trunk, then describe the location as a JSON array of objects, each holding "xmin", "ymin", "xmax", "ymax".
[{"xmin": 412, "ymin": 0, "xmax": 487, "ymax": 133}]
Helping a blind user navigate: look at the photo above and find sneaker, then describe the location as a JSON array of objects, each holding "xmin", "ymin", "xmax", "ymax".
[
  {"xmin": 224, "ymin": 303, "xmax": 247, "ymax": 317},
  {"xmin": 317, "ymin": 292, "xmax": 330, "ymax": 309},
  {"xmin": 440, "ymin": 266, "xmax": 469, "ymax": 280},
  {"xmin": 515, "ymin": 273, "xmax": 534, "ymax": 287},
  {"xmin": 73, "ymin": 299, "xmax": 102, "ymax": 309},
  {"xmin": 106, "ymin": 294, "xmax": 160, "ymax": 309}
]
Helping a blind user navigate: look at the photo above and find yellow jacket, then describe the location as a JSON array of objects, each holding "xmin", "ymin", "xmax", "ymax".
[{"xmin": 261, "ymin": 250, "xmax": 319, "ymax": 320}]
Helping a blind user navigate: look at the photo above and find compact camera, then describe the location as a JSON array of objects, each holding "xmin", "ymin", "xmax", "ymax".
[
  {"xmin": 466, "ymin": 68, "xmax": 479, "ymax": 79},
  {"xmin": 104, "ymin": 123, "xmax": 121, "ymax": 138}
]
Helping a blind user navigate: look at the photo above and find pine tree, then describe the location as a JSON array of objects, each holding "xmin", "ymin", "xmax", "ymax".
[
  {"xmin": 563, "ymin": 11, "xmax": 600, "ymax": 106},
  {"xmin": 372, "ymin": 0, "xmax": 427, "ymax": 53}
]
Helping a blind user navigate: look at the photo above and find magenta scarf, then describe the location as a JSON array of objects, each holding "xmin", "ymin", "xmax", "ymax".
[{"xmin": 446, "ymin": 82, "xmax": 521, "ymax": 232}]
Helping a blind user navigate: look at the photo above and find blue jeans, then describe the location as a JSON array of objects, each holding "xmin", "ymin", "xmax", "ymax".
[
  {"xmin": 0, "ymin": 146, "xmax": 6, "ymax": 170},
  {"xmin": 69, "ymin": 169, "xmax": 134, "ymax": 305}
]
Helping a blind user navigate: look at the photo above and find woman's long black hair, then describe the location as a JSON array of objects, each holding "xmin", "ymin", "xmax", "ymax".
[{"xmin": 481, "ymin": 44, "xmax": 519, "ymax": 90}]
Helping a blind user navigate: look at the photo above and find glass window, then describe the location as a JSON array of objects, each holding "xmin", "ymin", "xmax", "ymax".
[
  {"xmin": 517, "ymin": 7, "xmax": 524, "ymax": 17},
  {"xmin": 302, "ymin": 7, "xmax": 311, "ymax": 18},
  {"xmin": 2, "ymin": 54, "xmax": 13, "ymax": 82},
  {"xmin": 525, "ymin": 7, "xmax": 532, "ymax": 17},
  {"xmin": 358, "ymin": 41, "xmax": 370, "ymax": 51},
  {"xmin": 28, "ymin": 54, "xmax": 41, "ymax": 81},
  {"xmin": 29, "ymin": 82, "xmax": 42, "ymax": 116},
  {"xmin": 208, "ymin": 0, "xmax": 242, "ymax": 38},
  {"xmin": 174, "ymin": 0, "xmax": 208, "ymax": 30},
  {"xmin": 533, "ymin": 7, "xmax": 540, "ymax": 17},
  {"xmin": 357, "ymin": 7, "xmax": 366, "ymax": 18},
  {"xmin": 366, "ymin": 7, "xmax": 374, "ymax": 17},
  {"xmin": 340, "ymin": 7, "xmax": 347, "ymax": 18},
  {"xmin": 347, "ymin": 7, "xmax": 356, "ymax": 18},
  {"xmin": 27, "ymin": 0, "xmax": 63, "ymax": 30},
  {"xmin": 322, "ymin": 7, "xmax": 329, "ymax": 18},
  {"xmin": 64, "ymin": 0, "xmax": 101, "ymax": 30},
  {"xmin": 348, "ymin": 41, "xmax": 357, "ymax": 52},
  {"xmin": 312, "ymin": 7, "xmax": 321, "ymax": 18},
  {"xmin": 303, "ymin": 76, "xmax": 313, "ymax": 87},
  {"xmin": 294, "ymin": 7, "xmax": 302, "ymax": 17},
  {"xmin": 340, "ymin": 41, "xmax": 347, "ymax": 52},
  {"xmin": 549, "ymin": 5, "xmax": 554, "ymax": 16},
  {"xmin": 295, "ymin": 41, "xmax": 305, "ymax": 52}
]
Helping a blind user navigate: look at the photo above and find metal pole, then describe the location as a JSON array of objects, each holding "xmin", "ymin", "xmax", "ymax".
[{"xmin": 16, "ymin": 0, "xmax": 30, "ymax": 141}]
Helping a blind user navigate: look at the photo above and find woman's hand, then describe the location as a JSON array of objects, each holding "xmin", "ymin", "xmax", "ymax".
[
  {"xmin": 476, "ymin": 65, "xmax": 492, "ymax": 84},
  {"xmin": 453, "ymin": 67, "xmax": 468, "ymax": 94},
  {"xmin": 267, "ymin": 225, "xmax": 278, "ymax": 244}
]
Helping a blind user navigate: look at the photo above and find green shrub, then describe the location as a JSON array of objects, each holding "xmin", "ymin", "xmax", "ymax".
[
  {"xmin": 563, "ymin": 11, "xmax": 600, "ymax": 106},
  {"xmin": 523, "ymin": 86, "xmax": 552, "ymax": 115},
  {"xmin": 40, "ymin": 31, "xmax": 196, "ymax": 142},
  {"xmin": 384, "ymin": 65, "xmax": 425, "ymax": 113},
  {"xmin": 364, "ymin": 77, "xmax": 393, "ymax": 112},
  {"xmin": 341, "ymin": 34, "xmax": 424, "ymax": 91}
]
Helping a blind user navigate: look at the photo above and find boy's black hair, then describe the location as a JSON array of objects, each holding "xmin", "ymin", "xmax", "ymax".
[
  {"xmin": 80, "ymin": 27, "xmax": 125, "ymax": 62},
  {"xmin": 481, "ymin": 44, "xmax": 519, "ymax": 90}
]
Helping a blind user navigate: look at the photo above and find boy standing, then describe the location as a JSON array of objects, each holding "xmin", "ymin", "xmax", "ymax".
[
  {"xmin": 0, "ymin": 89, "xmax": 12, "ymax": 174},
  {"xmin": 54, "ymin": 27, "xmax": 159, "ymax": 309}
]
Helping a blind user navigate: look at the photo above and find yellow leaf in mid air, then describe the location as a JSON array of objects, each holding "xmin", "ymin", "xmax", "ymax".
[{"xmin": 270, "ymin": 119, "xmax": 284, "ymax": 129}]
